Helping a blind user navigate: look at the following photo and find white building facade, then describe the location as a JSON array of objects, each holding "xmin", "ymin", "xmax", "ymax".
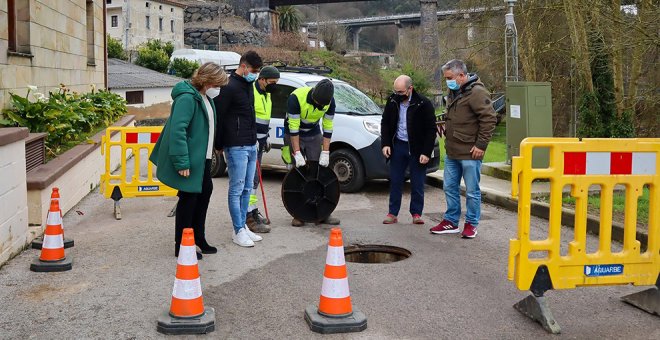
[{"xmin": 106, "ymin": 0, "xmax": 185, "ymax": 51}]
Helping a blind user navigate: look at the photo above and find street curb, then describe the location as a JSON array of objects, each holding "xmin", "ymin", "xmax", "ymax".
[{"xmin": 425, "ymin": 176, "xmax": 648, "ymax": 247}]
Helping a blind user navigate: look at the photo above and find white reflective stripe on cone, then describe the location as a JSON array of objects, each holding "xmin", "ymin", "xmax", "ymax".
[
  {"xmin": 46, "ymin": 211, "xmax": 62, "ymax": 226},
  {"xmin": 42, "ymin": 234, "xmax": 64, "ymax": 249},
  {"xmin": 321, "ymin": 277, "xmax": 350, "ymax": 299},
  {"xmin": 177, "ymin": 245, "xmax": 198, "ymax": 266},
  {"xmin": 325, "ymin": 245, "xmax": 346, "ymax": 266},
  {"xmin": 172, "ymin": 278, "xmax": 202, "ymax": 300}
]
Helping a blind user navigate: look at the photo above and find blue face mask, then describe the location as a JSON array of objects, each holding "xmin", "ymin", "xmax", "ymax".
[
  {"xmin": 244, "ymin": 72, "xmax": 258, "ymax": 83},
  {"xmin": 446, "ymin": 79, "xmax": 460, "ymax": 91}
]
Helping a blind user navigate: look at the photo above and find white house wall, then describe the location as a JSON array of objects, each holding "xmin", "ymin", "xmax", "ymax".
[{"xmin": 112, "ymin": 87, "xmax": 173, "ymax": 108}]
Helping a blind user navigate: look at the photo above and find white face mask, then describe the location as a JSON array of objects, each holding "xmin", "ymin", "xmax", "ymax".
[{"xmin": 206, "ymin": 87, "xmax": 221, "ymax": 99}]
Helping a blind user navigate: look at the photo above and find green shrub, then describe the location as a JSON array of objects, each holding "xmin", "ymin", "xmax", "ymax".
[
  {"xmin": 169, "ymin": 58, "xmax": 199, "ymax": 79},
  {"xmin": 135, "ymin": 46, "xmax": 170, "ymax": 73},
  {"xmin": 1, "ymin": 86, "xmax": 127, "ymax": 158},
  {"xmin": 107, "ymin": 35, "xmax": 127, "ymax": 60}
]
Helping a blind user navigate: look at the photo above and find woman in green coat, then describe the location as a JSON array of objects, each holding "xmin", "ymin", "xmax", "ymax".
[{"xmin": 150, "ymin": 62, "xmax": 228, "ymax": 259}]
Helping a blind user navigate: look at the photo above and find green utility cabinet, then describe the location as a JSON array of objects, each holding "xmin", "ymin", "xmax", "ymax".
[{"xmin": 505, "ymin": 82, "xmax": 553, "ymax": 168}]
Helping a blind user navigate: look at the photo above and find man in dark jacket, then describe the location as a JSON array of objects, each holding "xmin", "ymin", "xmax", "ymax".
[
  {"xmin": 213, "ymin": 51, "xmax": 264, "ymax": 248},
  {"xmin": 430, "ymin": 59, "xmax": 497, "ymax": 239},
  {"xmin": 380, "ymin": 75, "xmax": 437, "ymax": 225}
]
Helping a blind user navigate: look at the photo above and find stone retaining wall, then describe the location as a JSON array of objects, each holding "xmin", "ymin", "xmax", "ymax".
[{"xmin": 184, "ymin": 28, "xmax": 265, "ymax": 49}]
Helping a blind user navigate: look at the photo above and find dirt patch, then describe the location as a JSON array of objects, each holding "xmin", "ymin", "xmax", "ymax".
[
  {"xmin": 21, "ymin": 282, "xmax": 90, "ymax": 302},
  {"xmin": 127, "ymin": 102, "xmax": 172, "ymax": 121}
]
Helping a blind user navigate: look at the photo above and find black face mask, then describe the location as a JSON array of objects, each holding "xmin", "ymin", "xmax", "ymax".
[
  {"xmin": 265, "ymin": 83, "xmax": 276, "ymax": 93},
  {"xmin": 393, "ymin": 93, "xmax": 408, "ymax": 102}
]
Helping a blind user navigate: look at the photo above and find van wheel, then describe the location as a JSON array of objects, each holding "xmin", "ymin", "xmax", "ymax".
[
  {"xmin": 211, "ymin": 149, "xmax": 227, "ymax": 177},
  {"xmin": 330, "ymin": 148, "xmax": 365, "ymax": 193}
]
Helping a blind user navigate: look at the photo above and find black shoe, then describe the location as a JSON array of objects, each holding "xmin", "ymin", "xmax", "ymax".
[
  {"xmin": 198, "ymin": 243, "xmax": 218, "ymax": 254},
  {"xmin": 196, "ymin": 251, "xmax": 203, "ymax": 260},
  {"xmin": 254, "ymin": 209, "xmax": 270, "ymax": 225}
]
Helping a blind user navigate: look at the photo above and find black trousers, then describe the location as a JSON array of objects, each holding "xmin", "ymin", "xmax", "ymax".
[{"xmin": 175, "ymin": 160, "xmax": 213, "ymax": 247}]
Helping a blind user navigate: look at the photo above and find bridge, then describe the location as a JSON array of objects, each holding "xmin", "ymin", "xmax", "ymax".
[{"xmin": 301, "ymin": 7, "xmax": 503, "ymax": 50}]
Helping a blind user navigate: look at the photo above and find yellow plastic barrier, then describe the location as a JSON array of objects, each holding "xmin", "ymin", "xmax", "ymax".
[
  {"xmin": 508, "ymin": 137, "xmax": 659, "ymax": 333},
  {"xmin": 100, "ymin": 126, "xmax": 177, "ymax": 219}
]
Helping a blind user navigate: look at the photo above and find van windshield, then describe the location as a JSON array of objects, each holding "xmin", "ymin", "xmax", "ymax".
[{"xmin": 306, "ymin": 81, "xmax": 381, "ymax": 116}]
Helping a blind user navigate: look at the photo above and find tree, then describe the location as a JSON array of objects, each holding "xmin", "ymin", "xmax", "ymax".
[
  {"xmin": 319, "ymin": 23, "xmax": 346, "ymax": 53},
  {"xmin": 134, "ymin": 39, "xmax": 175, "ymax": 73},
  {"xmin": 278, "ymin": 6, "xmax": 302, "ymax": 32},
  {"xmin": 170, "ymin": 58, "xmax": 200, "ymax": 79},
  {"xmin": 106, "ymin": 35, "xmax": 127, "ymax": 60}
]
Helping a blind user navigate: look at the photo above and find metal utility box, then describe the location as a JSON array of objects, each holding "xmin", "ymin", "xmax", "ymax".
[{"xmin": 506, "ymin": 82, "xmax": 553, "ymax": 168}]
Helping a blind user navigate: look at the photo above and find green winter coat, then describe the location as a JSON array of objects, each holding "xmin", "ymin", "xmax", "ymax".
[{"xmin": 150, "ymin": 81, "xmax": 216, "ymax": 193}]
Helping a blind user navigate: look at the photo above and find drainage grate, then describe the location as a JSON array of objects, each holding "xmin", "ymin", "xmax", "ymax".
[{"xmin": 344, "ymin": 244, "xmax": 411, "ymax": 264}]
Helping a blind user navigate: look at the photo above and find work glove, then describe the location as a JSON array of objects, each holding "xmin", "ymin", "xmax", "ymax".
[
  {"xmin": 294, "ymin": 151, "xmax": 306, "ymax": 167},
  {"xmin": 319, "ymin": 151, "xmax": 330, "ymax": 167}
]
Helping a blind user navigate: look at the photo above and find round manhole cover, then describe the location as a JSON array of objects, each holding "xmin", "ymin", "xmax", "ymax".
[{"xmin": 344, "ymin": 244, "xmax": 411, "ymax": 264}]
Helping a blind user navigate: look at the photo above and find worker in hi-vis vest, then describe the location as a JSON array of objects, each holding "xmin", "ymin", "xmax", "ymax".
[
  {"xmin": 283, "ymin": 78, "xmax": 341, "ymax": 227},
  {"xmin": 246, "ymin": 66, "xmax": 280, "ymax": 233}
]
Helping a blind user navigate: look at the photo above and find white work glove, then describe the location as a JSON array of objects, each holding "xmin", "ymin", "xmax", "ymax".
[
  {"xmin": 319, "ymin": 151, "xmax": 330, "ymax": 167},
  {"xmin": 294, "ymin": 151, "xmax": 306, "ymax": 167}
]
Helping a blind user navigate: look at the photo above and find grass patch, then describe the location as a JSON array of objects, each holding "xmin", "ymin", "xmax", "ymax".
[
  {"xmin": 437, "ymin": 124, "xmax": 507, "ymax": 169},
  {"xmin": 559, "ymin": 186, "xmax": 650, "ymax": 225}
]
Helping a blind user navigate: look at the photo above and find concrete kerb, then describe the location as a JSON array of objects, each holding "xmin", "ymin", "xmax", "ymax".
[{"xmin": 425, "ymin": 175, "xmax": 648, "ymax": 246}]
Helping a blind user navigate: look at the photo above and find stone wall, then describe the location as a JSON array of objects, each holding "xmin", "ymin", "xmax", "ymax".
[
  {"xmin": 185, "ymin": 28, "xmax": 265, "ymax": 49},
  {"xmin": 184, "ymin": 3, "xmax": 233, "ymax": 23}
]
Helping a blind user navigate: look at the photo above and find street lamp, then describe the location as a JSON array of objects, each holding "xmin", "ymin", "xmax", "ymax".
[{"xmin": 505, "ymin": 0, "xmax": 519, "ymax": 82}]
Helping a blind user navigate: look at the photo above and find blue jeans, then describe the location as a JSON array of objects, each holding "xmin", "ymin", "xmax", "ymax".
[
  {"xmin": 225, "ymin": 145, "xmax": 257, "ymax": 233},
  {"xmin": 388, "ymin": 138, "xmax": 427, "ymax": 216},
  {"xmin": 443, "ymin": 156, "xmax": 482, "ymax": 226}
]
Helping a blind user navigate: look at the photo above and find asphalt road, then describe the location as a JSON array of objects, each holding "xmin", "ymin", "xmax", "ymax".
[{"xmin": 0, "ymin": 172, "xmax": 658, "ymax": 339}]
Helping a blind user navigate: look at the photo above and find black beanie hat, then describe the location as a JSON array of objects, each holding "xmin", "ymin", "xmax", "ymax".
[
  {"xmin": 258, "ymin": 66, "xmax": 280, "ymax": 79},
  {"xmin": 311, "ymin": 79, "xmax": 334, "ymax": 106}
]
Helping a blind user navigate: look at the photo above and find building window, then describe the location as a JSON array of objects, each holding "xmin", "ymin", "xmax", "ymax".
[
  {"xmin": 170, "ymin": 20, "xmax": 174, "ymax": 33},
  {"xmin": 159, "ymin": 17, "xmax": 163, "ymax": 31},
  {"xmin": 7, "ymin": 0, "xmax": 31, "ymax": 55},
  {"xmin": 146, "ymin": 16, "xmax": 150, "ymax": 29},
  {"xmin": 86, "ymin": 0, "xmax": 96, "ymax": 65},
  {"xmin": 126, "ymin": 91, "xmax": 144, "ymax": 105},
  {"xmin": 111, "ymin": 15, "xmax": 118, "ymax": 27},
  {"xmin": 171, "ymin": 8, "xmax": 173, "ymax": 12},
  {"xmin": 145, "ymin": 2, "xmax": 149, "ymax": 8},
  {"xmin": 106, "ymin": 0, "xmax": 112, "ymax": 4},
  {"xmin": 159, "ymin": 5, "xmax": 162, "ymax": 10}
]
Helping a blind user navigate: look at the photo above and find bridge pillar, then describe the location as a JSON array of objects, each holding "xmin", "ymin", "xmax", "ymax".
[
  {"xmin": 395, "ymin": 21, "xmax": 413, "ymax": 46},
  {"xmin": 348, "ymin": 26, "xmax": 362, "ymax": 51},
  {"xmin": 249, "ymin": 0, "xmax": 279, "ymax": 34},
  {"xmin": 420, "ymin": 0, "xmax": 441, "ymax": 104}
]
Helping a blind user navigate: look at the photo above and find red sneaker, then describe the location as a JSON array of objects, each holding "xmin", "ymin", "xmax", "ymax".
[
  {"xmin": 430, "ymin": 219, "xmax": 459, "ymax": 234},
  {"xmin": 412, "ymin": 214, "xmax": 424, "ymax": 224},
  {"xmin": 461, "ymin": 223, "xmax": 478, "ymax": 239},
  {"xmin": 383, "ymin": 214, "xmax": 398, "ymax": 224}
]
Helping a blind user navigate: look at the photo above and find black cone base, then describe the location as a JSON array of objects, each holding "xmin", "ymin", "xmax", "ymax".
[
  {"xmin": 157, "ymin": 307, "xmax": 215, "ymax": 335},
  {"xmin": 304, "ymin": 305, "xmax": 367, "ymax": 334},
  {"xmin": 30, "ymin": 257, "xmax": 73, "ymax": 272},
  {"xmin": 31, "ymin": 237, "xmax": 74, "ymax": 249}
]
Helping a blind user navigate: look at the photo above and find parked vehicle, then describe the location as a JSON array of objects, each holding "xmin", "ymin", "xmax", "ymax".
[{"xmin": 211, "ymin": 71, "xmax": 442, "ymax": 193}]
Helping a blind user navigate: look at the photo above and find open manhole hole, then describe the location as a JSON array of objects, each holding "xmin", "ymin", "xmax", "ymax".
[{"xmin": 344, "ymin": 245, "xmax": 411, "ymax": 264}]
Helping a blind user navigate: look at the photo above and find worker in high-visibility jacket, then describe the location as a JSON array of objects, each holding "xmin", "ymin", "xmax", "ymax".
[
  {"xmin": 246, "ymin": 66, "xmax": 280, "ymax": 233},
  {"xmin": 283, "ymin": 78, "xmax": 341, "ymax": 227}
]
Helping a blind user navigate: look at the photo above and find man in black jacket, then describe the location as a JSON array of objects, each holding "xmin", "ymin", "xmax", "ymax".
[
  {"xmin": 214, "ymin": 51, "xmax": 264, "ymax": 248},
  {"xmin": 380, "ymin": 75, "xmax": 437, "ymax": 225}
]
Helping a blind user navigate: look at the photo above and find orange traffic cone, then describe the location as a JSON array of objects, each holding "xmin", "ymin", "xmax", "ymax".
[
  {"xmin": 305, "ymin": 228, "xmax": 367, "ymax": 334},
  {"xmin": 157, "ymin": 228, "xmax": 215, "ymax": 335},
  {"xmin": 30, "ymin": 199, "xmax": 72, "ymax": 272},
  {"xmin": 31, "ymin": 187, "xmax": 74, "ymax": 249}
]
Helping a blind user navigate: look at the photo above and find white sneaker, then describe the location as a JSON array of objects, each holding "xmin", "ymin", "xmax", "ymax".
[
  {"xmin": 244, "ymin": 224, "xmax": 263, "ymax": 242},
  {"xmin": 232, "ymin": 228, "xmax": 255, "ymax": 247}
]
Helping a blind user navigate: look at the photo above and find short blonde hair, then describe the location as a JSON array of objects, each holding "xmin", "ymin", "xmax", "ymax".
[{"xmin": 191, "ymin": 62, "xmax": 229, "ymax": 90}]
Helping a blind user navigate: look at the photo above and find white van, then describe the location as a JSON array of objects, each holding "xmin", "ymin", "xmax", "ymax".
[
  {"xmin": 211, "ymin": 71, "xmax": 441, "ymax": 193},
  {"xmin": 170, "ymin": 49, "xmax": 241, "ymax": 69}
]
